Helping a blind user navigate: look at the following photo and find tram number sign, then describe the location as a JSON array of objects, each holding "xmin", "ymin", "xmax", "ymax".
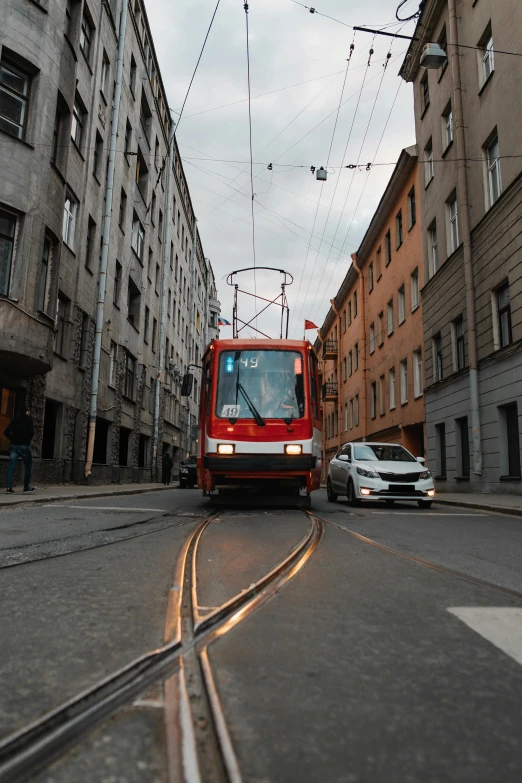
[{"xmin": 221, "ymin": 404, "xmax": 241, "ymax": 417}]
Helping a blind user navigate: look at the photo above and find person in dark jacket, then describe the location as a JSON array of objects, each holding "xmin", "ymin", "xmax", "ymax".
[
  {"xmin": 162, "ymin": 450, "xmax": 174, "ymax": 485},
  {"xmin": 4, "ymin": 408, "xmax": 36, "ymax": 494}
]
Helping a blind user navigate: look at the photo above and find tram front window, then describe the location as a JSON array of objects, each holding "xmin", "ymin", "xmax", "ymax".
[{"xmin": 216, "ymin": 350, "xmax": 305, "ymax": 421}]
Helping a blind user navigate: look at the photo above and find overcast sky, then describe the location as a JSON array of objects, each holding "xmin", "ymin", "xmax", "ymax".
[{"xmin": 146, "ymin": 0, "xmax": 419, "ymax": 338}]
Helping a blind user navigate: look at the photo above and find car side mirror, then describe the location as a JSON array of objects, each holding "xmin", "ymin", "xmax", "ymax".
[
  {"xmin": 416, "ymin": 456, "xmax": 425, "ymax": 463},
  {"xmin": 339, "ymin": 454, "xmax": 350, "ymax": 462},
  {"xmin": 181, "ymin": 373, "xmax": 193, "ymax": 396}
]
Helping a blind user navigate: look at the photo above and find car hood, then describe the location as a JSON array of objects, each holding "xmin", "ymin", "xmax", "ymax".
[{"xmin": 357, "ymin": 460, "xmax": 424, "ymax": 475}]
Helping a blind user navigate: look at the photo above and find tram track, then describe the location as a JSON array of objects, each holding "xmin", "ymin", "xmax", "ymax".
[{"xmin": 0, "ymin": 508, "xmax": 323, "ymax": 783}]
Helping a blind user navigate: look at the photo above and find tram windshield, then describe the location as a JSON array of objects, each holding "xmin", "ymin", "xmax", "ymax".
[{"xmin": 216, "ymin": 350, "xmax": 305, "ymax": 421}]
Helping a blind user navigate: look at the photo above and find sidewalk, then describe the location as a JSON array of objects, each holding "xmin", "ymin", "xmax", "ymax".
[
  {"xmin": 434, "ymin": 492, "xmax": 522, "ymax": 517},
  {"xmin": 0, "ymin": 482, "xmax": 178, "ymax": 509}
]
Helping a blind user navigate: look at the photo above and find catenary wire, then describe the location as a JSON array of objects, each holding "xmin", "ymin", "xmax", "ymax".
[{"xmin": 243, "ymin": 2, "xmax": 257, "ymax": 315}]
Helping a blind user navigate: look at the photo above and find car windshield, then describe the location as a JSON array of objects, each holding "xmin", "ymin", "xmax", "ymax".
[
  {"xmin": 353, "ymin": 444, "xmax": 417, "ymax": 463},
  {"xmin": 186, "ymin": 456, "xmax": 196, "ymax": 464},
  {"xmin": 216, "ymin": 350, "xmax": 305, "ymax": 420}
]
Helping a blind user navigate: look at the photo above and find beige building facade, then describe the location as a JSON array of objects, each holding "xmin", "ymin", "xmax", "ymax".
[{"xmin": 400, "ymin": 0, "xmax": 522, "ymax": 494}]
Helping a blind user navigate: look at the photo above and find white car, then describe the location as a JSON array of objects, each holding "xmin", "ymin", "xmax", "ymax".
[{"xmin": 327, "ymin": 442, "xmax": 435, "ymax": 508}]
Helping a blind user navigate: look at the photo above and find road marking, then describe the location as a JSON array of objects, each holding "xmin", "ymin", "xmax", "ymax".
[
  {"xmin": 369, "ymin": 511, "xmax": 484, "ymax": 516},
  {"xmin": 448, "ymin": 607, "xmax": 522, "ymax": 667}
]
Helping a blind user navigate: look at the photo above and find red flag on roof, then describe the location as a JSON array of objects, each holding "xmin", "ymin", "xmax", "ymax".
[{"xmin": 304, "ymin": 319, "xmax": 318, "ymax": 330}]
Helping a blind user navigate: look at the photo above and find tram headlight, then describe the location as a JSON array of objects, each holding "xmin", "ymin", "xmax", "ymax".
[
  {"xmin": 285, "ymin": 444, "xmax": 302, "ymax": 455},
  {"xmin": 217, "ymin": 444, "xmax": 235, "ymax": 455}
]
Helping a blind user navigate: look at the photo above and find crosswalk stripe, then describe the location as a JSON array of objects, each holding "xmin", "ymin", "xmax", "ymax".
[{"xmin": 448, "ymin": 607, "xmax": 522, "ymax": 667}]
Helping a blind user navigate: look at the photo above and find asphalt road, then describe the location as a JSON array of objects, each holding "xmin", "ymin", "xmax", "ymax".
[{"xmin": 1, "ymin": 488, "xmax": 521, "ymax": 782}]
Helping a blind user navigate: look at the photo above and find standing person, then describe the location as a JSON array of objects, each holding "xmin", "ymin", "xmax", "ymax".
[
  {"xmin": 4, "ymin": 407, "xmax": 36, "ymax": 494},
  {"xmin": 162, "ymin": 449, "xmax": 173, "ymax": 486}
]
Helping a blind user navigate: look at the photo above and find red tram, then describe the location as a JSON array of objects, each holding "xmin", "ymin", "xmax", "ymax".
[{"xmin": 185, "ymin": 338, "xmax": 322, "ymax": 504}]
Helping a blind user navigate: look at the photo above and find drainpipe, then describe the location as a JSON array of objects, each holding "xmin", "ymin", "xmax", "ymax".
[
  {"xmin": 448, "ymin": 0, "xmax": 482, "ymax": 474},
  {"xmin": 329, "ymin": 299, "xmax": 343, "ymax": 452},
  {"xmin": 85, "ymin": 1, "xmax": 128, "ymax": 479},
  {"xmin": 152, "ymin": 120, "xmax": 176, "ymax": 481},
  {"xmin": 352, "ymin": 255, "xmax": 367, "ymax": 441}
]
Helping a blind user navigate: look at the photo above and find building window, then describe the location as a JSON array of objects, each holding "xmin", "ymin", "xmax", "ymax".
[
  {"xmin": 376, "ymin": 247, "xmax": 382, "ymax": 279},
  {"xmin": 355, "ymin": 395, "xmax": 359, "ymax": 427},
  {"xmin": 389, "ymin": 367, "xmax": 396, "ymax": 410},
  {"xmin": 435, "ymin": 423, "xmax": 446, "ymax": 477},
  {"xmin": 377, "ymin": 312, "xmax": 384, "ymax": 346},
  {"xmin": 354, "ymin": 342, "xmax": 359, "ymax": 371},
  {"xmin": 421, "ymin": 72, "xmax": 430, "ymax": 112},
  {"xmin": 109, "ymin": 340, "xmax": 117, "ymax": 386},
  {"xmin": 499, "ymin": 403, "xmax": 521, "ymax": 478},
  {"xmin": 447, "ymin": 194, "xmax": 459, "ymax": 253},
  {"xmin": 342, "ymin": 308, "xmax": 346, "ymax": 333},
  {"xmin": 63, "ymin": 193, "xmax": 77, "ymax": 249},
  {"xmin": 481, "ymin": 31, "xmax": 494, "ymax": 84},
  {"xmin": 456, "ymin": 416, "xmax": 470, "ymax": 478},
  {"xmin": 79, "ymin": 11, "xmax": 93, "ymax": 62},
  {"xmin": 398, "ymin": 286, "xmax": 405, "ymax": 325},
  {"xmin": 348, "ymin": 351, "xmax": 353, "ymax": 377},
  {"xmin": 152, "ymin": 317, "xmax": 157, "ymax": 351},
  {"xmin": 93, "ymin": 131, "xmax": 103, "ymax": 179},
  {"xmin": 368, "ymin": 262, "xmax": 374, "ymax": 292},
  {"xmin": 396, "ymin": 210, "xmax": 403, "ymax": 249},
  {"xmin": 79, "ymin": 312, "xmax": 90, "ymax": 369},
  {"xmin": 369, "ymin": 323, "xmax": 375, "ymax": 354},
  {"xmin": 408, "ymin": 187, "xmax": 416, "ymax": 229},
  {"xmin": 428, "ymin": 222, "xmax": 438, "ymax": 277},
  {"xmin": 379, "ymin": 375, "xmax": 385, "ymax": 415},
  {"xmin": 124, "ymin": 351, "xmax": 136, "ymax": 399},
  {"xmin": 111, "ymin": 259, "xmax": 121, "ymax": 306},
  {"xmin": 139, "ymin": 90, "xmax": 152, "ymax": 142},
  {"xmin": 385, "ymin": 230, "xmax": 392, "ymax": 265},
  {"xmin": 342, "ymin": 357, "xmax": 347, "ymax": 382},
  {"xmin": 101, "ymin": 51, "xmax": 110, "ymax": 98},
  {"xmin": 0, "ymin": 57, "xmax": 29, "ymax": 140},
  {"xmin": 387, "ymin": 299, "xmax": 394, "ymax": 335},
  {"xmin": 0, "ymin": 208, "xmax": 18, "ymax": 297},
  {"xmin": 130, "ymin": 54, "xmax": 137, "ymax": 96},
  {"xmin": 37, "ymin": 235, "xmax": 52, "ymax": 312},
  {"xmin": 453, "ymin": 316, "xmax": 465, "ymax": 371},
  {"xmin": 131, "ymin": 214, "xmax": 145, "ymax": 260},
  {"xmin": 55, "ymin": 293, "xmax": 70, "ymax": 357},
  {"xmin": 343, "ymin": 403, "xmax": 348, "ymax": 432},
  {"xmin": 485, "ymin": 134, "xmax": 502, "ymax": 207},
  {"xmin": 71, "ymin": 94, "xmax": 86, "ymax": 149},
  {"xmin": 495, "ymin": 282, "xmax": 512, "ymax": 349},
  {"xmin": 348, "ymin": 301, "xmax": 352, "ymax": 325},
  {"xmin": 433, "ymin": 333, "xmax": 443, "ymax": 382},
  {"xmin": 119, "ymin": 188, "xmax": 127, "ymax": 230},
  {"xmin": 400, "ymin": 358, "xmax": 408, "ymax": 404},
  {"xmin": 353, "ymin": 290, "xmax": 358, "ymax": 317},
  {"xmin": 85, "ymin": 216, "xmax": 96, "ymax": 270},
  {"xmin": 127, "ymin": 277, "xmax": 141, "ymax": 328},
  {"xmin": 438, "ymin": 26, "xmax": 448, "ymax": 78},
  {"xmin": 410, "ymin": 268, "xmax": 419, "ymax": 311},
  {"xmin": 124, "ymin": 119, "xmax": 132, "ymax": 156},
  {"xmin": 370, "ymin": 382, "xmax": 377, "ymax": 419},
  {"xmin": 155, "ymin": 263, "xmax": 160, "ymax": 294},
  {"xmin": 442, "ymin": 103, "xmax": 453, "ymax": 151},
  {"xmin": 424, "ymin": 139, "xmax": 434, "ymax": 184},
  {"xmin": 158, "ymin": 209, "xmax": 163, "ymax": 242},
  {"xmin": 349, "ymin": 399, "xmax": 354, "ymax": 429},
  {"xmin": 413, "ymin": 349, "xmax": 423, "ymax": 398}
]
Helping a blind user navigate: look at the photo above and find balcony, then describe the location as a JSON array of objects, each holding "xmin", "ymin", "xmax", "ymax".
[
  {"xmin": 0, "ymin": 299, "xmax": 54, "ymax": 376},
  {"xmin": 209, "ymin": 296, "xmax": 220, "ymax": 314},
  {"xmin": 322, "ymin": 339, "xmax": 338, "ymax": 360},
  {"xmin": 321, "ymin": 381, "xmax": 338, "ymax": 401}
]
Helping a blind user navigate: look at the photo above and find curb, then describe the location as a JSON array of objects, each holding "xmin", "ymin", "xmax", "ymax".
[
  {"xmin": 433, "ymin": 497, "xmax": 522, "ymax": 518},
  {"xmin": 0, "ymin": 484, "xmax": 178, "ymax": 509}
]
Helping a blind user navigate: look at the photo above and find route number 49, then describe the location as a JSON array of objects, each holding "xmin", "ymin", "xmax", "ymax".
[{"xmin": 221, "ymin": 404, "xmax": 241, "ymax": 417}]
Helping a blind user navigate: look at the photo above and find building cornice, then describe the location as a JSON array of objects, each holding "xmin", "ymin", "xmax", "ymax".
[
  {"xmin": 399, "ymin": 0, "xmax": 446, "ymax": 83},
  {"xmin": 354, "ymin": 147, "xmax": 418, "ymax": 265},
  {"xmin": 318, "ymin": 263, "xmax": 359, "ymax": 338}
]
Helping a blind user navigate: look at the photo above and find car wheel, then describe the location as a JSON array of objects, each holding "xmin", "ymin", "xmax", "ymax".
[
  {"xmin": 417, "ymin": 500, "xmax": 432, "ymax": 509},
  {"xmin": 347, "ymin": 478, "xmax": 360, "ymax": 507},
  {"xmin": 385, "ymin": 499, "xmax": 395, "ymax": 506},
  {"xmin": 327, "ymin": 478, "xmax": 338, "ymax": 502}
]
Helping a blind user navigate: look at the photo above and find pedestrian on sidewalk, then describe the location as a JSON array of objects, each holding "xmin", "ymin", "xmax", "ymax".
[
  {"xmin": 4, "ymin": 408, "xmax": 36, "ymax": 494},
  {"xmin": 162, "ymin": 450, "xmax": 173, "ymax": 486}
]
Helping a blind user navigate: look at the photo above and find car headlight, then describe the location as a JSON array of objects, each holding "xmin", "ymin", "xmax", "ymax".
[
  {"xmin": 217, "ymin": 444, "xmax": 234, "ymax": 455},
  {"xmin": 285, "ymin": 444, "xmax": 302, "ymax": 455},
  {"xmin": 357, "ymin": 466, "xmax": 380, "ymax": 479},
  {"xmin": 419, "ymin": 470, "xmax": 431, "ymax": 480}
]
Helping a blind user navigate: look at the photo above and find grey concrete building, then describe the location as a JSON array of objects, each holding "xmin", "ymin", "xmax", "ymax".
[
  {"xmin": 400, "ymin": 0, "xmax": 522, "ymax": 494},
  {"xmin": 0, "ymin": 0, "xmax": 219, "ymax": 484}
]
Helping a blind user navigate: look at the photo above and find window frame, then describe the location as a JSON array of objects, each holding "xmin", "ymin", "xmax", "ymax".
[
  {"xmin": 413, "ymin": 348, "xmax": 423, "ymax": 398},
  {"xmin": 0, "ymin": 56, "xmax": 30, "ymax": 141},
  {"xmin": 400, "ymin": 358, "xmax": 408, "ymax": 405},
  {"xmin": 447, "ymin": 194, "xmax": 459, "ymax": 253},
  {"xmin": 63, "ymin": 192, "xmax": 77, "ymax": 249},
  {"xmin": 410, "ymin": 268, "xmax": 419, "ymax": 311},
  {"xmin": 485, "ymin": 133, "xmax": 502, "ymax": 208},
  {"xmin": 407, "ymin": 186, "xmax": 416, "ymax": 230},
  {"xmin": 0, "ymin": 207, "xmax": 18, "ymax": 298}
]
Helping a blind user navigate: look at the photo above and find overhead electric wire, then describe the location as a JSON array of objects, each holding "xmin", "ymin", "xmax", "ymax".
[
  {"xmin": 243, "ymin": 2, "xmax": 257, "ymax": 313},
  {"xmin": 175, "ymin": 0, "xmax": 222, "ymax": 127}
]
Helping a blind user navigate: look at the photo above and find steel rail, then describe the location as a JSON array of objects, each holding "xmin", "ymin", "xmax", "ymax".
[
  {"xmin": 0, "ymin": 509, "xmax": 323, "ymax": 782},
  {"xmin": 311, "ymin": 512, "xmax": 522, "ymax": 602}
]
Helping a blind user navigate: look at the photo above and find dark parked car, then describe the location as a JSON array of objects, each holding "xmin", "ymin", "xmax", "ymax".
[{"xmin": 179, "ymin": 455, "xmax": 197, "ymax": 488}]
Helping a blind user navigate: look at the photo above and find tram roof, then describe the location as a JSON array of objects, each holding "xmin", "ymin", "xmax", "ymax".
[{"xmin": 206, "ymin": 338, "xmax": 311, "ymax": 352}]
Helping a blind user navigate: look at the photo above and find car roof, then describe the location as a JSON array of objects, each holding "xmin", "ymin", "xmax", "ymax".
[{"xmin": 346, "ymin": 442, "xmax": 408, "ymax": 447}]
